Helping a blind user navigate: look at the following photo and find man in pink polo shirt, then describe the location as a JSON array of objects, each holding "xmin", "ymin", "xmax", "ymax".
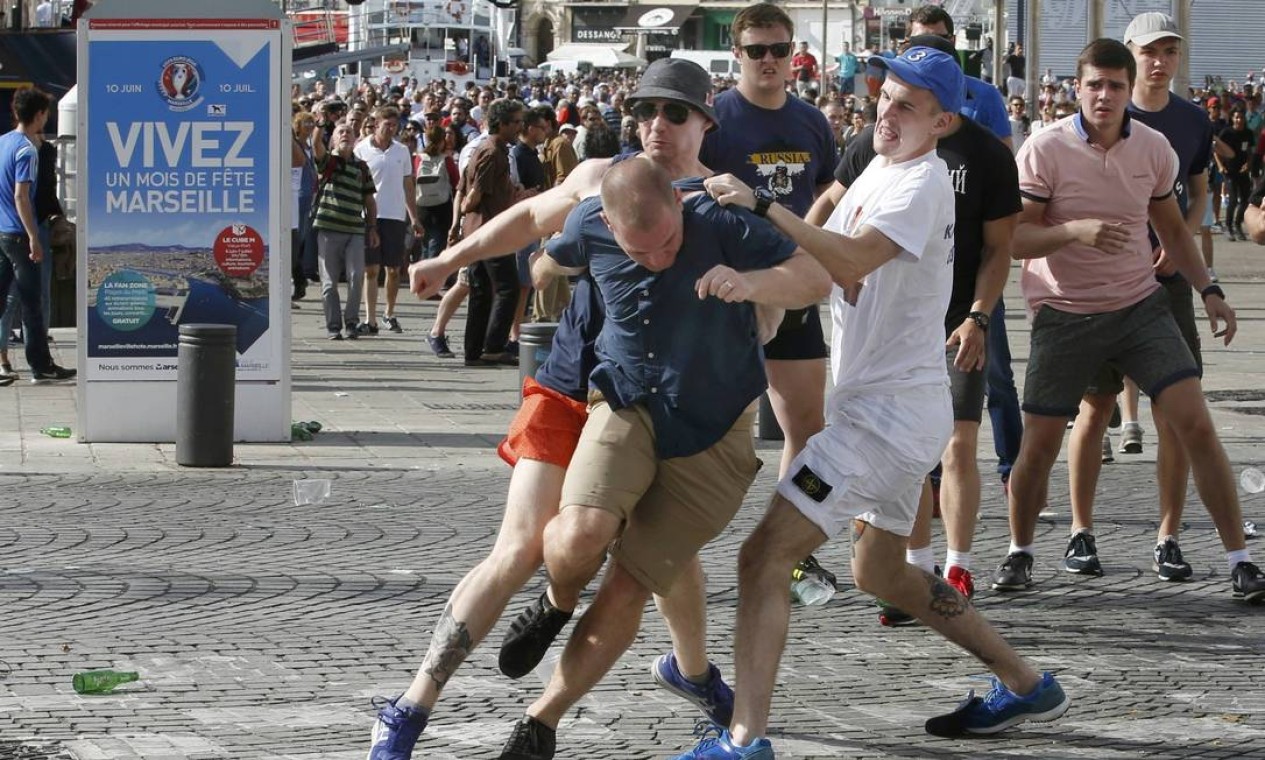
[{"xmin": 989, "ymin": 38, "xmax": 1265, "ymax": 603}]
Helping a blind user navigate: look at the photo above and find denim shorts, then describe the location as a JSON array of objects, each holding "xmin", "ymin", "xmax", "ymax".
[
  {"xmin": 1086, "ymin": 276, "xmax": 1202, "ymax": 397},
  {"xmin": 1023, "ymin": 288, "xmax": 1200, "ymax": 417}
]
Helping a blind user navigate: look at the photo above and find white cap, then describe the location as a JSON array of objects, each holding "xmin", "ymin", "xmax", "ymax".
[{"xmin": 1124, "ymin": 12, "xmax": 1182, "ymax": 46}]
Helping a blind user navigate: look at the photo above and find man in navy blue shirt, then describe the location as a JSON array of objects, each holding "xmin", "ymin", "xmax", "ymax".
[
  {"xmin": 699, "ymin": 3, "xmax": 837, "ymax": 486},
  {"xmin": 370, "ymin": 60, "xmax": 792, "ymax": 759},
  {"xmin": 0, "ymin": 87, "xmax": 74, "ymax": 384},
  {"xmin": 493, "ymin": 158, "xmax": 826, "ymax": 759}
]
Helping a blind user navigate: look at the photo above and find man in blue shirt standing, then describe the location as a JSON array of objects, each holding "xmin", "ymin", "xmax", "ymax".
[
  {"xmin": 0, "ymin": 87, "xmax": 74, "ymax": 385},
  {"xmin": 835, "ymin": 41, "xmax": 859, "ymax": 96}
]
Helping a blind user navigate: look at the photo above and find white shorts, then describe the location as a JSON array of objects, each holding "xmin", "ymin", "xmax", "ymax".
[{"xmin": 777, "ymin": 386, "xmax": 952, "ymax": 538}]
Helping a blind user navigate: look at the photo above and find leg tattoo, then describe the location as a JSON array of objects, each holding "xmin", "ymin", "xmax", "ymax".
[
  {"xmin": 925, "ymin": 571, "xmax": 968, "ymax": 620},
  {"xmin": 421, "ymin": 603, "xmax": 474, "ymax": 690}
]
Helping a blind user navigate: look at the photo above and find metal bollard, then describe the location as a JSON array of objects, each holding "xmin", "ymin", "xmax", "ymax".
[
  {"xmin": 176, "ymin": 324, "xmax": 236, "ymax": 467},
  {"xmin": 518, "ymin": 322, "xmax": 559, "ymax": 391},
  {"xmin": 757, "ymin": 391, "xmax": 784, "ymax": 441}
]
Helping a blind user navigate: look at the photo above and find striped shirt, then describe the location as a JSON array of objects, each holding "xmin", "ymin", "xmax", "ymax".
[{"xmin": 313, "ymin": 152, "xmax": 376, "ymax": 235}]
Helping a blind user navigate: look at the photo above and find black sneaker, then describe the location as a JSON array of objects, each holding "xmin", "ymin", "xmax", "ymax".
[
  {"xmin": 876, "ymin": 598, "xmax": 918, "ymax": 627},
  {"xmin": 1062, "ymin": 532, "xmax": 1104, "ymax": 576},
  {"xmin": 499, "ymin": 716, "xmax": 556, "ymax": 760},
  {"xmin": 427, "ymin": 334, "xmax": 455, "ymax": 358},
  {"xmin": 991, "ymin": 552, "xmax": 1034, "ymax": 591},
  {"xmin": 384, "ymin": 316, "xmax": 403, "ymax": 333},
  {"xmin": 328, "ymin": 331, "xmax": 343, "ymax": 341},
  {"xmin": 1231, "ymin": 561, "xmax": 1265, "ymax": 604},
  {"xmin": 31, "ymin": 365, "xmax": 76, "ymax": 382},
  {"xmin": 499, "ymin": 592, "xmax": 573, "ymax": 679},
  {"xmin": 1154, "ymin": 538, "xmax": 1193, "ymax": 582},
  {"xmin": 357, "ymin": 322, "xmax": 380, "ymax": 336}
]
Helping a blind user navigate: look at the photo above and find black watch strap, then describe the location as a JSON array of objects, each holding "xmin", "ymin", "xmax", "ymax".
[
  {"xmin": 753, "ymin": 193, "xmax": 773, "ymax": 218},
  {"xmin": 967, "ymin": 310, "xmax": 990, "ymax": 330},
  {"xmin": 1200, "ymin": 284, "xmax": 1226, "ymax": 302}
]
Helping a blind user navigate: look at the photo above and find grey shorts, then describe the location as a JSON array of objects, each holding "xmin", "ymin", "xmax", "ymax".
[
  {"xmin": 1086, "ymin": 277, "xmax": 1202, "ymax": 397},
  {"xmin": 1023, "ymin": 288, "xmax": 1201, "ymax": 417},
  {"xmin": 947, "ymin": 345, "xmax": 987, "ymax": 423}
]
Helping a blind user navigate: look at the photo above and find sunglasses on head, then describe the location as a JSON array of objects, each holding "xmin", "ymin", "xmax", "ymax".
[
  {"xmin": 630, "ymin": 100, "xmax": 692, "ymax": 125},
  {"xmin": 741, "ymin": 42, "xmax": 792, "ymax": 60}
]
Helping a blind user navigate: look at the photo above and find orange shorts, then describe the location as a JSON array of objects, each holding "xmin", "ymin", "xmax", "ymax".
[{"xmin": 497, "ymin": 376, "xmax": 590, "ymax": 468}]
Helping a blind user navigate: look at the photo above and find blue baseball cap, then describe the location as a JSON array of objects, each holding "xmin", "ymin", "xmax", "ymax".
[{"xmin": 872, "ymin": 46, "xmax": 965, "ymax": 114}]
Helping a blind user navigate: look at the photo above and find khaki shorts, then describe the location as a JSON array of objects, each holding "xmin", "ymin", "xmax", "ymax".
[{"xmin": 560, "ymin": 400, "xmax": 761, "ymax": 595}]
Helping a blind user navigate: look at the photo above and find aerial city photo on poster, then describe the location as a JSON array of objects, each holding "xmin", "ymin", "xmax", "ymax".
[{"xmin": 85, "ymin": 31, "xmax": 276, "ymax": 380}]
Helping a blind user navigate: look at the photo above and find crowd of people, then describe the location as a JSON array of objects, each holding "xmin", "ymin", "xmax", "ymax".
[{"xmin": 281, "ymin": 6, "xmax": 1265, "ymax": 760}]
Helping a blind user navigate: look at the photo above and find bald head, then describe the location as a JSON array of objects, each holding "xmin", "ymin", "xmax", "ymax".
[{"xmin": 599, "ymin": 158, "xmax": 683, "ymax": 272}]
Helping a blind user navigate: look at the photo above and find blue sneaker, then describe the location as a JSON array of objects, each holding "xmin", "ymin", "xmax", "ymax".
[
  {"xmin": 650, "ymin": 653, "xmax": 734, "ymax": 727},
  {"xmin": 670, "ymin": 724, "xmax": 774, "ymax": 759},
  {"xmin": 925, "ymin": 672, "xmax": 1069, "ymax": 737},
  {"xmin": 367, "ymin": 695, "xmax": 429, "ymax": 760}
]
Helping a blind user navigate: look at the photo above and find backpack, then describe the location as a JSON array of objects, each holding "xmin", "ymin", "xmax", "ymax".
[{"xmin": 415, "ymin": 152, "xmax": 452, "ymax": 207}]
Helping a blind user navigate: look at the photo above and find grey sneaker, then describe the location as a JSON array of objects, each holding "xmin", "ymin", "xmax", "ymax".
[
  {"xmin": 1119, "ymin": 425, "xmax": 1143, "ymax": 454},
  {"xmin": 1153, "ymin": 538, "xmax": 1193, "ymax": 582},
  {"xmin": 1062, "ymin": 532, "xmax": 1104, "ymax": 576},
  {"xmin": 992, "ymin": 552, "xmax": 1034, "ymax": 591}
]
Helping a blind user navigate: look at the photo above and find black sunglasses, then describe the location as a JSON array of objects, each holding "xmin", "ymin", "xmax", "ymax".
[
  {"xmin": 741, "ymin": 42, "xmax": 792, "ymax": 60},
  {"xmin": 630, "ymin": 101, "xmax": 692, "ymax": 125}
]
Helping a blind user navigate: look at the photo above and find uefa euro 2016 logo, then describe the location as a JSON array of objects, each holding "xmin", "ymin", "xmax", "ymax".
[{"xmin": 157, "ymin": 56, "xmax": 205, "ymax": 112}]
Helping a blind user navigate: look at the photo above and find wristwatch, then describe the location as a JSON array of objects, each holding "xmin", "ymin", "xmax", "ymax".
[
  {"xmin": 1200, "ymin": 284, "xmax": 1227, "ymax": 302},
  {"xmin": 967, "ymin": 310, "xmax": 991, "ymax": 331},
  {"xmin": 753, "ymin": 187, "xmax": 775, "ymax": 218}
]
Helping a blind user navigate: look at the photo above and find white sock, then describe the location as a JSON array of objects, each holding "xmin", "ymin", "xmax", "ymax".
[
  {"xmin": 1227, "ymin": 548, "xmax": 1252, "ymax": 573},
  {"xmin": 1122, "ymin": 421, "xmax": 1141, "ymax": 431},
  {"xmin": 945, "ymin": 549, "xmax": 971, "ymax": 572},
  {"xmin": 1008, "ymin": 542, "xmax": 1034, "ymax": 557},
  {"xmin": 906, "ymin": 546, "xmax": 936, "ymax": 574}
]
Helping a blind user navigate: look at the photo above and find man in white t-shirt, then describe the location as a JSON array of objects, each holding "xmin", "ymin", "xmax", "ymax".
[
  {"xmin": 354, "ymin": 106, "xmax": 422, "ymax": 333},
  {"xmin": 680, "ymin": 48, "xmax": 1068, "ymax": 758}
]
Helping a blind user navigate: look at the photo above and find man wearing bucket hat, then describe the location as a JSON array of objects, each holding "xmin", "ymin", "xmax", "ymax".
[
  {"xmin": 678, "ymin": 47, "xmax": 1068, "ymax": 758},
  {"xmin": 367, "ymin": 59, "xmax": 755, "ymax": 760}
]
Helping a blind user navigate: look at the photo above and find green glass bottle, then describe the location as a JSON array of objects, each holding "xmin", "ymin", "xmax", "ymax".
[
  {"xmin": 41, "ymin": 426, "xmax": 72, "ymax": 438},
  {"xmin": 73, "ymin": 670, "xmax": 139, "ymax": 694},
  {"xmin": 290, "ymin": 423, "xmax": 313, "ymax": 442}
]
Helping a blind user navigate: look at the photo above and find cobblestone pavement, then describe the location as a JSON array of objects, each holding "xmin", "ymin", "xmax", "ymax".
[{"xmin": 2, "ymin": 250, "xmax": 1265, "ymax": 759}]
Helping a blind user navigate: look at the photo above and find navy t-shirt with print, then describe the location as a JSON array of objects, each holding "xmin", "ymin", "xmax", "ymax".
[
  {"xmin": 699, "ymin": 89, "xmax": 837, "ymax": 217},
  {"xmin": 1128, "ymin": 95, "xmax": 1212, "ymax": 218}
]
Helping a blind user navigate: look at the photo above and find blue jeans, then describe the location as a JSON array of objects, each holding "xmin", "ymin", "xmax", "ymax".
[
  {"xmin": 986, "ymin": 299, "xmax": 1023, "ymax": 482},
  {"xmin": 0, "ymin": 231, "xmax": 54, "ymax": 373},
  {"xmin": 0, "ymin": 221, "xmax": 52, "ymax": 351}
]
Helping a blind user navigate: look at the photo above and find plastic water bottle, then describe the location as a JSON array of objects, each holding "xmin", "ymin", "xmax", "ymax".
[
  {"xmin": 1241, "ymin": 467, "xmax": 1265, "ymax": 495},
  {"xmin": 790, "ymin": 558, "xmax": 839, "ymax": 606},
  {"xmin": 72, "ymin": 670, "xmax": 139, "ymax": 694},
  {"xmin": 791, "ymin": 573, "xmax": 837, "ymax": 606},
  {"xmin": 41, "ymin": 426, "xmax": 72, "ymax": 438}
]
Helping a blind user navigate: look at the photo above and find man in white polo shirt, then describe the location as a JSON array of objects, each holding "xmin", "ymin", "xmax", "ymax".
[
  {"xmin": 990, "ymin": 39, "xmax": 1265, "ymax": 604},
  {"xmin": 354, "ymin": 106, "xmax": 422, "ymax": 334}
]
